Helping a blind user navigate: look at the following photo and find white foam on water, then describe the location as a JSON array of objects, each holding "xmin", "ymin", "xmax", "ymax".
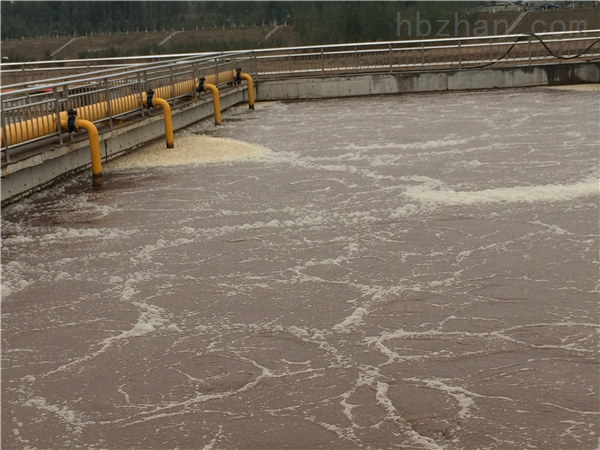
[
  {"xmin": 201, "ymin": 425, "xmax": 223, "ymax": 450},
  {"xmin": 530, "ymin": 220, "xmax": 571, "ymax": 235},
  {"xmin": 24, "ymin": 397, "xmax": 92, "ymax": 434},
  {"xmin": 119, "ymin": 302, "xmax": 168, "ymax": 338},
  {"xmin": 306, "ymin": 256, "xmax": 347, "ymax": 267},
  {"xmin": 107, "ymin": 135, "xmax": 266, "ymax": 169},
  {"xmin": 37, "ymin": 227, "xmax": 139, "ymax": 244},
  {"xmin": 343, "ymin": 137, "xmax": 475, "ymax": 152},
  {"xmin": 407, "ymin": 378, "xmax": 477, "ymax": 419},
  {"xmin": 1, "ymin": 261, "xmax": 30, "ymax": 298},
  {"xmin": 405, "ymin": 180, "xmax": 600, "ymax": 206},
  {"xmin": 332, "ymin": 307, "xmax": 368, "ymax": 333},
  {"xmin": 1, "ymin": 235, "xmax": 36, "ymax": 246},
  {"xmin": 374, "ymin": 380, "xmax": 447, "ymax": 450}
]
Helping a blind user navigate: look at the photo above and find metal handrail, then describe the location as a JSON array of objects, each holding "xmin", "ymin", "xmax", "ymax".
[
  {"xmin": 1, "ymin": 52, "xmax": 244, "ymax": 92},
  {"xmin": 2, "ymin": 28, "xmax": 597, "ymax": 70},
  {"xmin": 1, "ymin": 54, "xmax": 241, "ymax": 97},
  {"xmin": 2, "ymin": 29, "xmax": 597, "ymax": 91}
]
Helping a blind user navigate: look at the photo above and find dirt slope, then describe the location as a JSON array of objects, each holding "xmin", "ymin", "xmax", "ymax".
[
  {"xmin": 1, "ymin": 7, "xmax": 597, "ymax": 62},
  {"xmin": 1, "ymin": 25, "xmax": 299, "ymax": 61}
]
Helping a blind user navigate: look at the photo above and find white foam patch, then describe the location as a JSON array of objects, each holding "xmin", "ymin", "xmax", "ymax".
[
  {"xmin": 344, "ymin": 137, "xmax": 474, "ymax": 152},
  {"xmin": 1, "ymin": 261, "xmax": 29, "ymax": 298},
  {"xmin": 37, "ymin": 227, "xmax": 139, "ymax": 244},
  {"xmin": 405, "ymin": 180, "xmax": 599, "ymax": 206},
  {"xmin": 166, "ymin": 323, "xmax": 182, "ymax": 332},
  {"xmin": 24, "ymin": 397, "xmax": 92, "ymax": 434},
  {"xmin": 108, "ymin": 135, "xmax": 265, "ymax": 169},
  {"xmin": 333, "ymin": 307, "xmax": 368, "ymax": 333}
]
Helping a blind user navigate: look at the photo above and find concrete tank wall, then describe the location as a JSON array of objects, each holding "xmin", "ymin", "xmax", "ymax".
[{"xmin": 256, "ymin": 62, "xmax": 599, "ymax": 100}]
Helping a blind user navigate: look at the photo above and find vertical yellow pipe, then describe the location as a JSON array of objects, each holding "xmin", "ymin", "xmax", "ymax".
[
  {"xmin": 59, "ymin": 116, "xmax": 103, "ymax": 186},
  {"xmin": 240, "ymin": 73, "xmax": 255, "ymax": 110},
  {"xmin": 77, "ymin": 119, "xmax": 103, "ymax": 186},
  {"xmin": 204, "ymin": 83, "xmax": 221, "ymax": 125},
  {"xmin": 149, "ymin": 97, "xmax": 175, "ymax": 148}
]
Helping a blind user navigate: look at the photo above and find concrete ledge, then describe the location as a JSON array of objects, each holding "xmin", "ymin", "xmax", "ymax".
[
  {"xmin": 1, "ymin": 85, "xmax": 254, "ymax": 205},
  {"xmin": 256, "ymin": 62, "xmax": 600, "ymax": 100}
]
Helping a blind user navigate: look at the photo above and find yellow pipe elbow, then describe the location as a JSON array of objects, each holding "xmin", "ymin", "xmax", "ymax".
[
  {"xmin": 204, "ymin": 83, "xmax": 221, "ymax": 125},
  {"xmin": 74, "ymin": 118, "xmax": 103, "ymax": 186},
  {"xmin": 240, "ymin": 73, "xmax": 255, "ymax": 110},
  {"xmin": 150, "ymin": 97, "xmax": 175, "ymax": 149}
]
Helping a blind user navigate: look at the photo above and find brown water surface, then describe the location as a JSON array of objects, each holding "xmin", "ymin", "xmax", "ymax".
[{"xmin": 2, "ymin": 87, "xmax": 599, "ymax": 450}]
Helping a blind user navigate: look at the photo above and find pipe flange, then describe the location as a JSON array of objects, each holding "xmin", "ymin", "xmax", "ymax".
[
  {"xmin": 146, "ymin": 89, "xmax": 154, "ymax": 108},
  {"xmin": 67, "ymin": 109, "xmax": 77, "ymax": 133}
]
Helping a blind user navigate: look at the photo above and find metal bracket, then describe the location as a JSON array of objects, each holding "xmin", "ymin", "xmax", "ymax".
[
  {"xmin": 67, "ymin": 109, "xmax": 77, "ymax": 133},
  {"xmin": 146, "ymin": 89, "xmax": 154, "ymax": 108},
  {"xmin": 198, "ymin": 77, "xmax": 205, "ymax": 93}
]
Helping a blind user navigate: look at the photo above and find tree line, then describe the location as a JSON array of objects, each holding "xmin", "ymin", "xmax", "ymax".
[{"xmin": 2, "ymin": 1, "xmax": 481, "ymax": 60}]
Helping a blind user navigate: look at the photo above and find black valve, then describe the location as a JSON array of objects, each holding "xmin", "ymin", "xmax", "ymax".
[
  {"xmin": 235, "ymin": 68, "xmax": 242, "ymax": 83},
  {"xmin": 198, "ymin": 76, "xmax": 206, "ymax": 93},
  {"xmin": 67, "ymin": 108, "xmax": 77, "ymax": 133},
  {"xmin": 146, "ymin": 89, "xmax": 154, "ymax": 108}
]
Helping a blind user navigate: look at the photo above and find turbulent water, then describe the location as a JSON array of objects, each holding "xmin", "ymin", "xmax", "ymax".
[{"xmin": 1, "ymin": 87, "xmax": 599, "ymax": 450}]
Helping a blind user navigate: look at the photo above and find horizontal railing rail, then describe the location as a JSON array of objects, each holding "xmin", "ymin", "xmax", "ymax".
[
  {"xmin": 2, "ymin": 28, "xmax": 597, "ymax": 66},
  {"xmin": 251, "ymin": 31, "xmax": 600, "ymax": 77}
]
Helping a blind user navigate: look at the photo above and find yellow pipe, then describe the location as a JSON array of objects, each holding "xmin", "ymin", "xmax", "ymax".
[
  {"xmin": 140, "ymin": 92, "xmax": 174, "ymax": 149},
  {"xmin": 75, "ymin": 119, "xmax": 103, "ymax": 186},
  {"xmin": 1, "ymin": 113, "xmax": 63, "ymax": 146},
  {"xmin": 202, "ymin": 83, "xmax": 221, "ymax": 125},
  {"xmin": 58, "ymin": 115, "xmax": 103, "ymax": 186},
  {"xmin": 240, "ymin": 73, "xmax": 255, "ymax": 110},
  {"xmin": 150, "ymin": 97, "xmax": 174, "ymax": 148}
]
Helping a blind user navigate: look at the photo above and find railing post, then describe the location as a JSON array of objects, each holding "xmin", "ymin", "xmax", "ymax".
[
  {"xmin": 528, "ymin": 36, "xmax": 532, "ymax": 66},
  {"xmin": 139, "ymin": 72, "xmax": 145, "ymax": 117},
  {"xmin": 421, "ymin": 41, "xmax": 425, "ymax": 66},
  {"xmin": 321, "ymin": 48, "xmax": 324, "ymax": 77},
  {"xmin": 214, "ymin": 58, "xmax": 219, "ymax": 85},
  {"xmin": 458, "ymin": 40, "xmax": 462, "ymax": 69},
  {"xmin": 192, "ymin": 64, "xmax": 198, "ymax": 100},
  {"xmin": 389, "ymin": 42, "xmax": 393, "ymax": 72},
  {"xmin": 64, "ymin": 85, "xmax": 73, "ymax": 142},
  {"xmin": 1, "ymin": 98, "xmax": 10, "ymax": 162},
  {"xmin": 105, "ymin": 78, "xmax": 113, "ymax": 128},
  {"xmin": 489, "ymin": 38, "xmax": 493, "ymax": 63},
  {"xmin": 558, "ymin": 35, "xmax": 562, "ymax": 64},
  {"xmin": 53, "ymin": 86, "xmax": 63, "ymax": 145},
  {"xmin": 252, "ymin": 51, "xmax": 258, "ymax": 81},
  {"xmin": 170, "ymin": 65, "xmax": 176, "ymax": 105}
]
